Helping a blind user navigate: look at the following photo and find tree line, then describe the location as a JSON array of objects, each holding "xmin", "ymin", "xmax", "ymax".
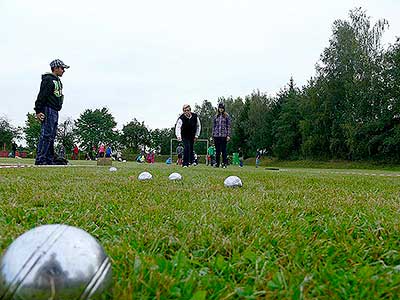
[{"xmin": 1, "ymin": 8, "xmax": 399, "ymax": 162}]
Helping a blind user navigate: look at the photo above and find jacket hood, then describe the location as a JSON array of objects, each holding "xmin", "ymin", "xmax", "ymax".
[{"xmin": 41, "ymin": 72, "xmax": 58, "ymax": 80}]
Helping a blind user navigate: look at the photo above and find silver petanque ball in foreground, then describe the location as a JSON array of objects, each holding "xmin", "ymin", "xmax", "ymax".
[{"xmin": 0, "ymin": 224, "xmax": 112, "ymax": 300}]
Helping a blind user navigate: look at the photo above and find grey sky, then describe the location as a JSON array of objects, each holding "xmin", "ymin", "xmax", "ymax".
[{"xmin": 1, "ymin": 0, "xmax": 399, "ymax": 131}]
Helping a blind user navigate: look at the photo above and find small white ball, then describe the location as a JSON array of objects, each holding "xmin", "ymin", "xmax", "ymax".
[
  {"xmin": 109, "ymin": 167, "xmax": 117, "ymax": 172},
  {"xmin": 138, "ymin": 171, "xmax": 152, "ymax": 181},
  {"xmin": 168, "ymin": 172, "xmax": 182, "ymax": 181},
  {"xmin": 224, "ymin": 175, "xmax": 243, "ymax": 187}
]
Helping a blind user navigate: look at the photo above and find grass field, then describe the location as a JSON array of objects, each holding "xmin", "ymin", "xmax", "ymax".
[{"xmin": 1, "ymin": 158, "xmax": 400, "ymax": 299}]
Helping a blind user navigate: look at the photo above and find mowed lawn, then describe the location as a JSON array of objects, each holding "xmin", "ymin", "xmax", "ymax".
[{"xmin": 1, "ymin": 159, "xmax": 400, "ymax": 299}]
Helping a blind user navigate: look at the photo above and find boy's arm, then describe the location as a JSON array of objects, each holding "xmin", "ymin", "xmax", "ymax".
[{"xmin": 34, "ymin": 78, "xmax": 53, "ymax": 114}]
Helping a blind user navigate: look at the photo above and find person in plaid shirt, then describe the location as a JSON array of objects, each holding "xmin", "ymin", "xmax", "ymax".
[{"xmin": 212, "ymin": 103, "xmax": 231, "ymax": 168}]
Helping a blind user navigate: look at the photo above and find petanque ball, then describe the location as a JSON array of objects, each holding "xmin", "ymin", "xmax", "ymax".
[
  {"xmin": 138, "ymin": 172, "xmax": 152, "ymax": 181},
  {"xmin": 0, "ymin": 224, "xmax": 113, "ymax": 300},
  {"xmin": 168, "ymin": 172, "xmax": 182, "ymax": 181},
  {"xmin": 224, "ymin": 175, "xmax": 243, "ymax": 188}
]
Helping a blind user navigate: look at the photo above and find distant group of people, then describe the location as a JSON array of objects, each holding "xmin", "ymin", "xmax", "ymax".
[
  {"xmin": 55, "ymin": 143, "xmax": 116, "ymax": 162},
  {"xmin": 96, "ymin": 144, "xmax": 113, "ymax": 158},
  {"xmin": 136, "ymin": 151, "xmax": 155, "ymax": 164}
]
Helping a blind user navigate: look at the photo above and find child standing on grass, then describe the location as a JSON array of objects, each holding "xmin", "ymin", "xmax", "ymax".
[
  {"xmin": 176, "ymin": 143, "xmax": 184, "ymax": 165},
  {"xmin": 238, "ymin": 147, "xmax": 244, "ymax": 167},
  {"xmin": 98, "ymin": 144, "xmax": 105, "ymax": 158},
  {"xmin": 105, "ymin": 145, "xmax": 112, "ymax": 158},
  {"xmin": 256, "ymin": 149, "xmax": 261, "ymax": 168},
  {"xmin": 72, "ymin": 144, "xmax": 79, "ymax": 160}
]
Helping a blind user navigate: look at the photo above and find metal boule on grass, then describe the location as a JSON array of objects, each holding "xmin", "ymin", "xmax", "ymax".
[
  {"xmin": 109, "ymin": 167, "xmax": 117, "ymax": 172},
  {"xmin": 224, "ymin": 175, "xmax": 243, "ymax": 188},
  {"xmin": 138, "ymin": 171, "xmax": 152, "ymax": 181},
  {"xmin": 0, "ymin": 224, "xmax": 113, "ymax": 300},
  {"xmin": 168, "ymin": 172, "xmax": 182, "ymax": 181}
]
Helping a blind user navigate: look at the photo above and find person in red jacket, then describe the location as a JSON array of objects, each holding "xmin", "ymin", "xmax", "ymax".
[{"xmin": 72, "ymin": 144, "xmax": 79, "ymax": 160}]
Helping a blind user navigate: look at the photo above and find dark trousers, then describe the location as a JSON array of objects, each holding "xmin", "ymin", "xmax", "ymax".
[
  {"xmin": 214, "ymin": 137, "xmax": 228, "ymax": 167},
  {"xmin": 182, "ymin": 138, "xmax": 194, "ymax": 166},
  {"xmin": 35, "ymin": 106, "xmax": 59, "ymax": 165}
]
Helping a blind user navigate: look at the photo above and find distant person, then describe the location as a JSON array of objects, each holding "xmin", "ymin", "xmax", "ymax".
[
  {"xmin": 146, "ymin": 152, "xmax": 151, "ymax": 163},
  {"xmin": 105, "ymin": 145, "xmax": 112, "ymax": 158},
  {"xmin": 98, "ymin": 144, "xmax": 105, "ymax": 158},
  {"xmin": 238, "ymin": 147, "xmax": 244, "ymax": 167},
  {"xmin": 149, "ymin": 151, "xmax": 155, "ymax": 164},
  {"xmin": 91, "ymin": 145, "xmax": 97, "ymax": 160},
  {"xmin": 11, "ymin": 142, "xmax": 17, "ymax": 158},
  {"xmin": 116, "ymin": 151, "xmax": 122, "ymax": 161},
  {"xmin": 256, "ymin": 149, "xmax": 261, "ymax": 168},
  {"xmin": 176, "ymin": 143, "xmax": 184, "ymax": 165},
  {"xmin": 212, "ymin": 102, "xmax": 231, "ymax": 168},
  {"xmin": 58, "ymin": 144, "xmax": 66, "ymax": 159},
  {"xmin": 72, "ymin": 144, "xmax": 79, "ymax": 160},
  {"xmin": 175, "ymin": 104, "xmax": 201, "ymax": 167},
  {"xmin": 207, "ymin": 144, "xmax": 216, "ymax": 166},
  {"xmin": 34, "ymin": 59, "xmax": 70, "ymax": 165}
]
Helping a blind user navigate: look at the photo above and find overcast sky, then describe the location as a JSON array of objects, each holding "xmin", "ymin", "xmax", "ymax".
[{"xmin": 1, "ymin": 0, "xmax": 399, "ymax": 131}]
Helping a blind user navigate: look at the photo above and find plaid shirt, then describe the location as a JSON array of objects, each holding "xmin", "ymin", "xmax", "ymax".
[{"xmin": 212, "ymin": 114, "xmax": 231, "ymax": 137}]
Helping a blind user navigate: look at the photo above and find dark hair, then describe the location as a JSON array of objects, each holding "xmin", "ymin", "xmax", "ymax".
[{"xmin": 216, "ymin": 106, "xmax": 228, "ymax": 118}]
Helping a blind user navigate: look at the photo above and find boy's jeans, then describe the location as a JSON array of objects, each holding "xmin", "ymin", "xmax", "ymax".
[{"xmin": 35, "ymin": 106, "xmax": 59, "ymax": 165}]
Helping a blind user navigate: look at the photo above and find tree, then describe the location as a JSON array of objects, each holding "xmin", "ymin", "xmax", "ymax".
[
  {"xmin": 378, "ymin": 38, "xmax": 400, "ymax": 161},
  {"xmin": 222, "ymin": 96, "xmax": 245, "ymax": 155},
  {"xmin": 23, "ymin": 113, "xmax": 41, "ymax": 151},
  {"xmin": 231, "ymin": 97, "xmax": 251, "ymax": 157},
  {"xmin": 316, "ymin": 8, "xmax": 388, "ymax": 159},
  {"xmin": 74, "ymin": 107, "xmax": 118, "ymax": 152},
  {"xmin": 0, "ymin": 116, "xmax": 20, "ymax": 150},
  {"xmin": 150, "ymin": 128, "xmax": 174, "ymax": 155},
  {"xmin": 272, "ymin": 78, "xmax": 302, "ymax": 159},
  {"xmin": 120, "ymin": 118, "xmax": 151, "ymax": 152},
  {"xmin": 194, "ymin": 100, "xmax": 215, "ymax": 139},
  {"xmin": 245, "ymin": 91, "xmax": 275, "ymax": 156},
  {"xmin": 56, "ymin": 117, "xmax": 76, "ymax": 154}
]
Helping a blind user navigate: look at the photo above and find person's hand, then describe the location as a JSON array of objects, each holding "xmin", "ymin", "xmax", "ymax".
[
  {"xmin": 36, "ymin": 112, "xmax": 45, "ymax": 122},
  {"xmin": 194, "ymin": 137, "xmax": 198, "ymax": 142},
  {"xmin": 227, "ymin": 136, "xmax": 230, "ymax": 142},
  {"xmin": 177, "ymin": 137, "xmax": 182, "ymax": 142}
]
